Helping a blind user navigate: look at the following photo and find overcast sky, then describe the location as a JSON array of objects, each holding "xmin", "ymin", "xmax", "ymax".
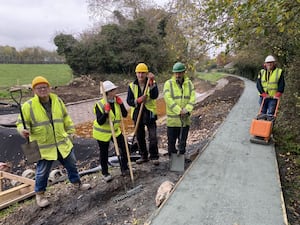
[{"xmin": 0, "ymin": 0, "xmax": 167, "ymax": 51}]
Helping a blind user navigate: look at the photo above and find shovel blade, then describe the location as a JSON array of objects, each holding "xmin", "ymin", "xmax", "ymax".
[
  {"xmin": 21, "ymin": 140, "xmax": 41, "ymax": 163},
  {"xmin": 170, "ymin": 153, "xmax": 185, "ymax": 172}
]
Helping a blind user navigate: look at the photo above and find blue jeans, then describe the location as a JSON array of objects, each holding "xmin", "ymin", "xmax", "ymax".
[
  {"xmin": 259, "ymin": 97, "xmax": 278, "ymax": 115},
  {"xmin": 35, "ymin": 149, "xmax": 80, "ymax": 192}
]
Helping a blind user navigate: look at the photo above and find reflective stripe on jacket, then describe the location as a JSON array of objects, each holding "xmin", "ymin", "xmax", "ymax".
[
  {"xmin": 129, "ymin": 82, "xmax": 157, "ymax": 119},
  {"xmin": 16, "ymin": 93, "xmax": 75, "ymax": 160},
  {"xmin": 163, "ymin": 75, "xmax": 195, "ymax": 127},
  {"xmin": 259, "ymin": 68, "xmax": 282, "ymax": 97},
  {"xmin": 92, "ymin": 99, "xmax": 121, "ymax": 142}
]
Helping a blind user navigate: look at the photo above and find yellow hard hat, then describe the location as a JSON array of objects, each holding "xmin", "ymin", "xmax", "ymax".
[
  {"xmin": 135, "ymin": 63, "xmax": 148, "ymax": 73},
  {"xmin": 32, "ymin": 76, "xmax": 50, "ymax": 89}
]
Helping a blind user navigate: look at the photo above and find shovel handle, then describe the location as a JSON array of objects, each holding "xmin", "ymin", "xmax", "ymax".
[
  {"xmin": 10, "ymin": 88, "xmax": 27, "ymax": 130},
  {"xmin": 132, "ymin": 78, "xmax": 150, "ymax": 137},
  {"xmin": 121, "ymin": 117, "xmax": 134, "ymax": 183}
]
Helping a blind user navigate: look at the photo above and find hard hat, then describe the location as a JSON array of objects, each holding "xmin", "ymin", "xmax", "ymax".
[
  {"xmin": 32, "ymin": 76, "xmax": 50, "ymax": 89},
  {"xmin": 135, "ymin": 63, "xmax": 148, "ymax": 73},
  {"xmin": 265, "ymin": 55, "xmax": 276, "ymax": 63},
  {"xmin": 172, "ymin": 62, "xmax": 186, "ymax": 73},
  {"xmin": 102, "ymin": 80, "xmax": 118, "ymax": 93}
]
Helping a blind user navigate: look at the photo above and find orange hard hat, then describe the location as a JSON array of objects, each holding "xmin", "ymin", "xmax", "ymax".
[{"xmin": 32, "ymin": 76, "xmax": 50, "ymax": 89}]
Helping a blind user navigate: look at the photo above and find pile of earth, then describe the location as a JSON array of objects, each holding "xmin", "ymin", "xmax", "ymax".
[{"xmin": 2, "ymin": 75, "xmax": 297, "ymax": 225}]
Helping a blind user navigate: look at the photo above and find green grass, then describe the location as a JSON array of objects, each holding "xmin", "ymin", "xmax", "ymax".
[
  {"xmin": 0, "ymin": 64, "xmax": 73, "ymax": 88},
  {"xmin": 196, "ymin": 72, "xmax": 225, "ymax": 84}
]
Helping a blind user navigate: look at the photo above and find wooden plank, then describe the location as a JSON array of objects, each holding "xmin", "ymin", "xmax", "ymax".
[
  {"xmin": 0, "ymin": 171, "xmax": 35, "ymax": 210},
  {"xmin": 0, "ymin": 171, "xmax": 35, "ymax": 186},
  {"xmin": 0, "ymin": 184, "xmax": 34, "ymax": 201},
  {"xmin": 0, "ymin": 191, "xmax": 35, "ymax": 210}
]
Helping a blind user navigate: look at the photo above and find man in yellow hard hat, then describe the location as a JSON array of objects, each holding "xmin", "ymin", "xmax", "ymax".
[
  {"xmin": 126, "ymin": 63, "xmax": 160, "ymax": 165},
  {"xmin": 16, "ymin": 76, "xmax": 91, "ymax": 208},
  {"xmin": 256, "ymin": 55, "xmax": 285, "ymax": 115}
]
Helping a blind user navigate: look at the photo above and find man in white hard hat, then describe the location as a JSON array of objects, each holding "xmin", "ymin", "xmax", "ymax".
[
  {"xmin": 92, "ymin": 80, "xmax": 129, "ymax": 182},
  {"xmin": 256, "ymin": 55, "xmax": 285, "ymax": 115}
]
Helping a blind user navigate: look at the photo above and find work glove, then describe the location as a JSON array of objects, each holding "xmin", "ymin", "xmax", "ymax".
[
  {"xmin": 180, "ymin": 108, "xmax": 188, "ymax": 116},
  {"xmin": 136, "ymin": 95, "xmax": 146, "ymax": 104},
  {"xmin": 104, "ymin": 103, "xmax": 111, "ymax": 113},
  {"xmin": 274, "ymin": 92, "xmax": 282, "ymax": 99},
  {"xmin": 115, "ymin": 96, "xmax": 123, "ymax": 105},
  {"xmin": 260, "ymin": 93, "xmax": 269, "ymax": 98},
  {"xmin": 148, "ymin": 73, "xmax": 155, "ymax": 86},
  {"xmin": 68, "ymin": 134, "xmax": 77, "ymax": 141}
]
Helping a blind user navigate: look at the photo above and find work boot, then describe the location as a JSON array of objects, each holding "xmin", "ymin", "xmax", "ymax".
[
  {"xmin": 102, "ymin": 174, "xmax": 113, "ymax": 182},
  {"xmin": 36, "ymin": 192, "xmax": 50, "ymax": 208},
  {"xmin": 73, "ymin": 182, "xmax": 91, "ymax": 191},
  {"xmin": 136, "ymin": 158, "xmax": 149, "ymax": 164},
  {"xmin": 151, "ymin": 159, "xmax": 159, "ymax": 166}
]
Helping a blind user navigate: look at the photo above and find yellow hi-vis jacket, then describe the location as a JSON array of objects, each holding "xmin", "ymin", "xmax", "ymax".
[
  {"xmin": 16, "ymin": 93, "xmax": 75, "ymax": 160},
  {"xmin": 129, "ymin": 82, "xmax": 157, "ymax": 119},
  {"xmin": 259, "ymin": 68, "xmax": 283, "ymax": 97},
  {"xmin": 163, "ymin": 75, "xmax": 195, "ymax": 127},
  {"xmin": 92, "ymin": 99, "xmax": 121, "ymax": 142}
]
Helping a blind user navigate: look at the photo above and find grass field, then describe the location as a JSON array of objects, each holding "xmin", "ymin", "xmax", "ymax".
[
  {"xmin": 196, "ymin": 72, "xmax": 225, "ymax": 84},
  {"xmin": 0, "ymin": 64, "xmax": 73, "ymax": 87}
]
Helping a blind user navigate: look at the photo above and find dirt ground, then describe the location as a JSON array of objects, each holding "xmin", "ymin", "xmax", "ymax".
[{"xmin": 0, "ymin": 75, "xmax": 298, "ymax": 225}]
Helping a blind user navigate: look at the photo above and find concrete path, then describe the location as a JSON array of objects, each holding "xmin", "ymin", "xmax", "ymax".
[{"xmin": 146, "ymin": 78, "xmax": 288, "ymax": 225}]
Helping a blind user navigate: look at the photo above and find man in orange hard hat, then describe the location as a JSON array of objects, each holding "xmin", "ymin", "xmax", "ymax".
[{"xmin": 16, "ymin": 76, "xmax": 91, "ymax": 208}]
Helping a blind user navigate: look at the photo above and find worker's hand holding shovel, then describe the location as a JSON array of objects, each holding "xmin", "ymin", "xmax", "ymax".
[
  {"xmin": 147, "ymin": 73, "xmax": 155, "ymax": 87},
  {"xmin": 180, "ymin": 108, "xmax": 189, "ymax": 117},
  {"xmin": 136, "ymin": 95, "xmax": 147, "ymax": 104},
  {"xmin": 20, "ymin": 129, "xmax": 30, "ymax": 139},
  {"xmin": 115, "ymin": 96, "xmax": 123, "ymax": 105},
  {"xmin": 104, "ymin": 103, "xmax": 111, "ymax": 113}
]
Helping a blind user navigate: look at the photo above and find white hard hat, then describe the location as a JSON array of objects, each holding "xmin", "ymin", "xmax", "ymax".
[
  {"xmin": 102, "ymin": 81, "xmax": 118, "ymax": 93},
  {"xmin": 265, "ymin": 55, "xmax": 276, "ymax": 63}
]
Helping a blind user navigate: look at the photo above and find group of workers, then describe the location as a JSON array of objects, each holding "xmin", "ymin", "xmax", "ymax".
[
  {"xmin": 15, "ymin": 55, "xmax": 284, "ymax": 208},
  {"xmin": 15, "ymin": 61, "xmax": 195, "ymax": 208}
]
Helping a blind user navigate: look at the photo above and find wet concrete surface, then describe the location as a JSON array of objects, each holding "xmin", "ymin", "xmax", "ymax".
[{"xmin": 147, "ymin": 78, "xmax": 288, "ymax": 225}]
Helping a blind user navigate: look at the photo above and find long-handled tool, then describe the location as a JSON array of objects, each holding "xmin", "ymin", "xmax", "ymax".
[
  {"xmin": 128, "ymin": 79, "xmax": 150, "ymax": 152},
  {"xmin": 100, "ymin": 82, "xmax": 125, "ymax": 174},
  {"xmin": 170, "ymin": 116, "xmax": 185, "ymax": 172},
  {"xmin": 121, "ymin": 117, "xmax": 134, "ymax": 183},
  {"xmin": 10, "ymin": 88, "xmax": 41, "ymax": 163},
  {"xmin": 250, "ymin": 97, "xmax": 280, "ymax": 145}
]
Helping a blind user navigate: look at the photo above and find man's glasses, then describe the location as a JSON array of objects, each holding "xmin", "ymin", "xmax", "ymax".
[{"xmin": 35, "ymin": 86, "xmax": 49, "ymax": 90}]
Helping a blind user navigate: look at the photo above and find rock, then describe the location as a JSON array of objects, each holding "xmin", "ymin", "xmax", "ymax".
[{"xmin": 155, "ymin": 180, "xmax": 174, "ymax": 207}]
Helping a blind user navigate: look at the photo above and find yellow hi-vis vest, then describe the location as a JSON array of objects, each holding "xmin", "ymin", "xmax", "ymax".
[
  {"xmin": 259, "ymin": 68, "xmax": 282, "ymax": 97},
  {"xmin": 129, "ymin": 82, "xmax": 157, "ymax": 119},
  {"xmin": 92, "ymin": 99, "xmax": 121, "ymax": 142},
  {"xmin": 16, "ymin": 93, "xmax": 75, "ymax": 160},
  {"xmin": 163, "ymin": 75, "xmax": 195, "ymax": 127}
]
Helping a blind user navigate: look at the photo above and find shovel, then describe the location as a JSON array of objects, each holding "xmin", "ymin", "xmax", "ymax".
[
  {"xmin": 10, "ymin": 88, "xmax": 41, "ymax": 164},
  {"xmin": 170, "ymin": 117, "xmax": 185, "ymax": 172}
]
